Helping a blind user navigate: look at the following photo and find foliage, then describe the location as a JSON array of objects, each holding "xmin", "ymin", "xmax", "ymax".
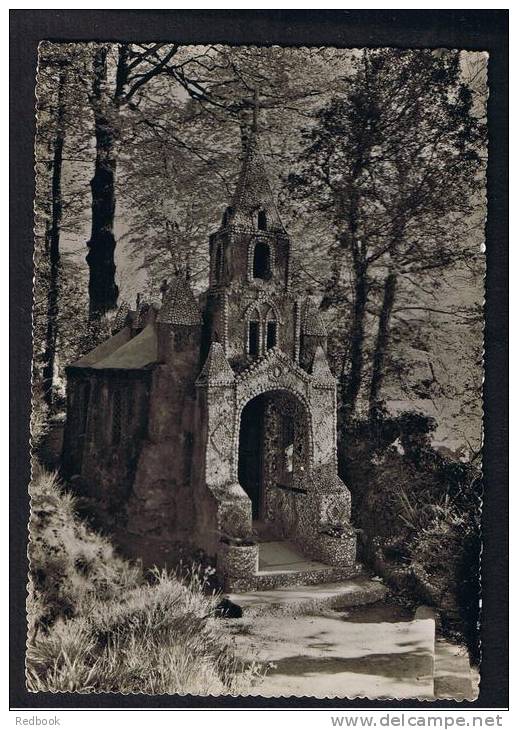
[
  {"xmin": 288, "ymin": 48, "xmax": 486, "ymax": 424},
  {"xmin": 34, "ymin": 42, "xmax": 96, "ymax": 408},
  {"xmin": 33, "ymin": 44, "xmax": 486, "ymax": 450},
  {"xmin": 340, "ymin": 411, "xmax": 481, "ymax": 662},
  {"xmin": 27, "ymin": 466, "xmax": 260, "ymax": 694},
  {"xmin": 30, "ymin": 394, "xmax": 51, "ymax": 452}
]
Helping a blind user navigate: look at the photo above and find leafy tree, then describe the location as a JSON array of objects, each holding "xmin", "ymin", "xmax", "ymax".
[
  {"xmin": 289, "ymin": 49, "xmax": 486, "ymax": 423},
  {"xmin": 34, "ymin": 43, "xmax": 94, "ymax": 410},
  {"xmin": 117, "ymin": 45, "xmax": 344, "ymax": 295}
]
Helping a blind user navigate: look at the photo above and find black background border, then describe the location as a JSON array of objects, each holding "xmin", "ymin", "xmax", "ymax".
[{"xmin": 10, "ymin": 9, "xmax": 509, "ymax": 711}]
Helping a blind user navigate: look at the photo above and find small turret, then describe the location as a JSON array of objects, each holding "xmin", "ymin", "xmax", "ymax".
[
  {"xmin": 311, "ymin": 345, "xmax": 335, "ymax": 385},
  {"xmin": 112, "ymin": 300, "xmax": 131, "ymax": 334},
  {"xmin": 300, "ymin": 300, "xmax": 328, "ymax": 371},
  {"xmin": 196, "ymin": 342, "xmax": 235, "ymax": 387},
  {"xmin": 157, "ymin": 275, "xmax": 202, "ymax": 365}
]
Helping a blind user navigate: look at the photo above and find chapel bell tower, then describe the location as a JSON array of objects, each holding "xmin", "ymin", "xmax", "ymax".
[{"xmin": 202, "ymin": 96, "xmax": 296, "ymax": 368}]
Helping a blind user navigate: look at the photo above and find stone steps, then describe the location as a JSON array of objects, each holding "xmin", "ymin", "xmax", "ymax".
[
  {"xmin": 253, "ymin": 562, "xmax": 363, "ymax": 591},
  {"xmin": 223, "ymin": 538, "xmax": 363, "ymax": 592},
  {"xmin": 228, "ymin": 574, "xmax": 389, "ymax": 612}
]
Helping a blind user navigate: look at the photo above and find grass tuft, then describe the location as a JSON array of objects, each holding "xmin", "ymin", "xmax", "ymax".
[{"xmin": 27, "ymin": 465, "xmax": 260, "ymax": 695}]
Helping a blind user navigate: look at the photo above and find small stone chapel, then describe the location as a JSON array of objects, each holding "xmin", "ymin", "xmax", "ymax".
[{"xmin": 63, "ymin": 118, "xmax": 359, "ymax": 591}]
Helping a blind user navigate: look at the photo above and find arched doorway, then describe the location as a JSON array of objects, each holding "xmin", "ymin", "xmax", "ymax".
[{"xmin": 237, "ymin": 390, "xmax": 310, "ymax": 531}]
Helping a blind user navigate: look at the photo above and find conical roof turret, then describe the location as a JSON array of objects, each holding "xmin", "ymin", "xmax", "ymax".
[
  {"xmin": 224, "ymin": 118, "xmax": 285, "ymax": 232},
  {"xmin": 196, "ymin": 342, "xmax": 235, "ymax": 386},
  {"xmin": 312, "ymin": 345, "xmax": 335, "ymax": 384},
  {"xmin": 303, "ymin": 300, "xmax": 327, "ymax": 337},
  {"xmin": 157, "ymin": 275, "xmax": 202, "ymax": 326}
]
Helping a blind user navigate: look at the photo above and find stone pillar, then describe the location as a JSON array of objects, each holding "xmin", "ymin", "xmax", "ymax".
[{"xmin": 194, "ymin": 343, "xmax": 254, "ymax": 559}]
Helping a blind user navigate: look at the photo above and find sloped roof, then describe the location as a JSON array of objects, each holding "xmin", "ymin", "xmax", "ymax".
[
  {"xmin": 157, "ymin": 276, "xmax": 202, "ymax": 326},
  {"xmin": 196, "ymin": 342, "xmax": 235, "ymax": 386},
  {"xmin": 92, "ymin": 324, "xmax": 158, "ymax": 370},
  {"xmin": 71, "ymin": 326, "xmax": 132, "ymax": 368},
  {"xmin": 227, "ymin": 130, "xmax": 285, "ymax": 232}
]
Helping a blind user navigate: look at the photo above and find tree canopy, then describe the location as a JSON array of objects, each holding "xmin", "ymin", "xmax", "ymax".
[{"xmin": 33, "ymin": 44, "xmax": 487, "ymax": 451}]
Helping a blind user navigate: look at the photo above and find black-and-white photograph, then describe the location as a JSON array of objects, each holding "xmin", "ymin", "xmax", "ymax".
[{"xmin": 27, "ymin": 38, "xmax": 488, "ymax": 700}]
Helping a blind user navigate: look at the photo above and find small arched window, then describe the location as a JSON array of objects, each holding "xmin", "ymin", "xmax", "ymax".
[
  {"xmin": 248, "ymin": 321, "xmax": 260, "ymax": 358},
  {"xmin": 258, "ymin": 209, "xmax": 267, "ymax": 231},
  {"xmin": 214, "ymin": 244, "xmax": 222, "ymax": 283},
  {"xmin": 253, "ymin": 241, "xmax": 271, "ymax": 280},
  {"xmin": 266, "ymin": 320, "xmax": 277, "ymax": 350}
]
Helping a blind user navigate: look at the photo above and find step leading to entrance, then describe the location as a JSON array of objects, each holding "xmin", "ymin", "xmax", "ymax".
[
  {"xmin": 228, "ymin": 574, "xmax": 389, "ymax": 613},
  {"xmin": 250, "ymin": 539, "xmax": 362, "ymax": 591}
]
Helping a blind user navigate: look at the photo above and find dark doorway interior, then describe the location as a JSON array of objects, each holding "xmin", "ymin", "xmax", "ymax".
[{"xmin": 238, "ymin": 395, "xmax": 265, "ymax": 519}]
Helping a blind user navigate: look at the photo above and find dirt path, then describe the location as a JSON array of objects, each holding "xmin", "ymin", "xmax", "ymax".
[{"xmin": 225, "ymin": 601, "xmax": 437, "ymax": 699}]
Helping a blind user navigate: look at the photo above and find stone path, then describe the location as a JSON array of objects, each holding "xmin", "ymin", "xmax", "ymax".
[
  {"xmin": 225, "ymin": 600, "xmax": 437, "ymax": 699},
  {"xmin": 434, "ymin": 637, "xmax": 478, "ymax": 700}
]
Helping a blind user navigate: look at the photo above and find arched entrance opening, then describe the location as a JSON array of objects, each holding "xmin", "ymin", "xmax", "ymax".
[{"xmin": 237, "ymin": 390, "xmax": 311, "ymax": 529}]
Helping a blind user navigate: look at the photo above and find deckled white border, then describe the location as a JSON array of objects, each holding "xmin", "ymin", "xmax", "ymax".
[{"xmin": 20, "ymin": 36, "xmax": 490, "ymax": 708}]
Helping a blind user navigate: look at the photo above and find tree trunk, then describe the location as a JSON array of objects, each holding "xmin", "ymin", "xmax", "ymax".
[
  {"xmin": 342, "ymin": 259, "xmax": 368, "ymax": 420},
  {"xmin": 86, "ymin": 46, "xmax": 122, "ymax": 320},
  {"xmin": 42, "ymin": 70, "xmax": 65, "ymax": 409},
  {"xmin": 368, "ymin": 268, "xmax": 398, "ymax": 419}
]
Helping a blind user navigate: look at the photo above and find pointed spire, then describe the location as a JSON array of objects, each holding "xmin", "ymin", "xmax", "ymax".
[
  {"xmin": 312, "ymin": 345, "xmax": 335, "ymax": 384},
  {"xmin": 112, "ymin": 300, "xmax": 131, "ymax": 334},
  {"xmin": 303, "ymin": 300, "xmax": 328, "ymax": 337},
  {"xmin": 225, "ymin": 95, "xmax": 285, "ymax": 233},
  {"xmin": 157, "ymin": 275, "xmax": 202, "ymax": 326},
  {"xmin": 135, "ymin": 298, "xmax": 151, "ymax": 329},
  {"xmin": 196, "ymin": 342, "xmax": 235, "ymax": 386}
]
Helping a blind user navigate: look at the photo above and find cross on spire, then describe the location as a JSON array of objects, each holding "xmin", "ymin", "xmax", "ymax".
[{"xmin": 224, "ymin": 87, "xmax": 286, "ymax": 232}]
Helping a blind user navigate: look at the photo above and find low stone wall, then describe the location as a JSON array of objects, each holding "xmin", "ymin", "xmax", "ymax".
[{"xmin": 302, "ymin": 530, "xmax": 357, "ymax": 568}]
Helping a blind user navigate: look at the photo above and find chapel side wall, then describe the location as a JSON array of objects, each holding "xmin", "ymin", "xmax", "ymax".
[
  {"xmin": 72, "ymin": 370, "xmax": 151, "ymax": 513},
  {"xmin": 62, "ymin": 371, "xmax": 87, "ymax": 477},
  {"xmin": 127, "ymin": 324, "xmax": 201, "ymax": 542}
]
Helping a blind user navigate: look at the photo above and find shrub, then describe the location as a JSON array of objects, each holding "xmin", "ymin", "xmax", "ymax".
[
  {"xmin": 409, "ymin": 506, "xmax": 481, "ymax": 663},
  {"xmin": 30, "ymin": 393, "xmax": 51, "ymax": 452},
  {"xmin": 339, "ymin": 410, "xmax": 482, "ymax": 662},
  {"xmin": 27, "ymin": 466, "xmax": 260, "ymax": 695}
]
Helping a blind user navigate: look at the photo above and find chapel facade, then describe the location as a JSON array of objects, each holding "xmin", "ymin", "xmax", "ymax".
[{"xmin": 63, "ymin": 124, "xmax": 359, "ymax": 590}]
